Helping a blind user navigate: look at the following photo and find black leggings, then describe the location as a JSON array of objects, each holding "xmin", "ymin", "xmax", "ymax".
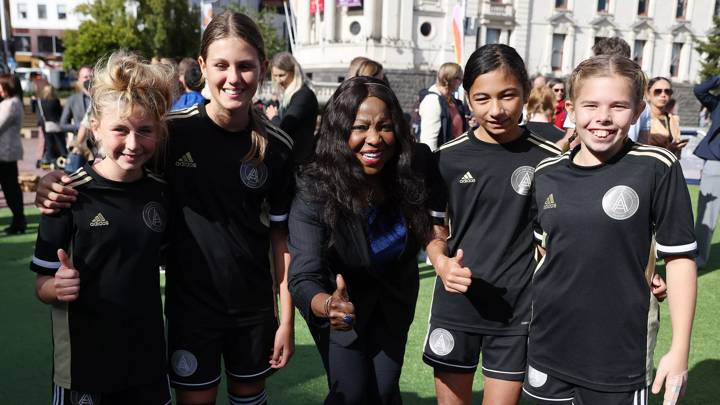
[
  {"xmin": 311, "ymin": 320, "xmax": 407, "ymax": 405},
  {"xmin": 0, "ymin": 161, "xmax": 25, "ymax": 225}
]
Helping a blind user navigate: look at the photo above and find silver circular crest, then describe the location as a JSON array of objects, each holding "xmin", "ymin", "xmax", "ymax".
[
  {"xmin": 240, "ymin": 161, "xmax": 269, "ymax": 189},
  {"xmin": 429, "ymin": 328, "xmax": 454, "ymax": 356},
  {"xmin": 527, "ymin": 366, "xmax": 548, "ymax": 388},
  {"xmin": 70, "ymin": 392, "xmax": 100, "ymax": 405},
  {"xmin": 602, "ymin": 185, "xmax": 639, "ymax": 220},
  {"xmin": 142, "ymin": 201, "xmax": 166, "ymax": 233},
  {"xmin": 171, "ymin": 350, "xmax": 198, "ymax": 377},
  {"xmin": 510, "ymin": 166, "xmax": 535, "ymax": 195}
]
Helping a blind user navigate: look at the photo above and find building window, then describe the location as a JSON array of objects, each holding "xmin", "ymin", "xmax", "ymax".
[
  {"xmin": 349, "ymin": 21, "xmax": 361, "ymax": 35},
  {"xmin": 38, "ymin": 4, "xmax": 47, "ymax": 19},
  {"xmin": 13, "ymin": 36, "xmax": 31, "ymax": 52},
  {"xmin": 715, "ymin": 0, "xmax": 720, "ymax": 16},
  {"xmin": 420, "ymin": 22, "xmax": 432, "ymax": 37},
  {"xmin": 38, "ymin": 36, "xmax": 53, "ymax": 53},
  {"xmin": 676, "ymin": 0, "xmax": 687, "ymax": 19},
  {"xmin": 670, "ymin": 42, "xmax": 683, "ymax": 77},
  {"xmin": 57, "ymin": 4, "xmax": 67, "ymax": 19},
  {"xmin": 597, "ymin": 0, "xmax": 610, "ymax": 13},
  {"xmin": 486, "ymin": 28, "xmax": 500, "ymax": 44},
  {"xmin": 638, "ymin": 0, "xmax": 648, "ymax": 15},
  {"xmin": 55, "ymin": 37, "xmax": 64, "ymax": 53},
  {"xmin": 552, "ymin": 34, "xmax": 565, "ymax": 72},
  {"xmin": 633, "ymin": 40, "xmax": 645, "ymax": 66},
  {"xmin": 555, "ymin": 0, "xmax": 567, "ymax": 9},
  {"xmin": 17, "ymin": 3, "xmax": 27, "ymax": 19}
]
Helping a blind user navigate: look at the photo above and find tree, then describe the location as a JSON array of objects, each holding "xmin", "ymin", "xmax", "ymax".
[
  {"xmin": 696, "ymin": 16, "xmax": 720, "ymax": 81},
  {"xmin": 221, "ymin": 4, "xmax": 287, "ymax": 61},
  {"xmin": 63, "ymin": 0, "xmax": 143, "ymax": 69},
  {"xmin": 139, "ymin": 0, "xmax": 200, "ymax": 59}
]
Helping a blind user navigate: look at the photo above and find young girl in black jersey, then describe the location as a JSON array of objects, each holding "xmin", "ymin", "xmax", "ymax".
[
  {"xmin": 423, "ymin": 44, "xmax": 561, "ymax": 405},
  {"xmin": 525, "ymin": 55, "xmax": 696, "ymax": 405},
  {"xmin": 35, "ymin": 11, "xmax": 294, "ymax": 405},
  {"xmin": 31, "ymin": 51, "xmax": 175, "ymax": 404}
]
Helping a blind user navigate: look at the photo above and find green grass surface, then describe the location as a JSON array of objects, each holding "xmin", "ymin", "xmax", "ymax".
[{"xmin": 1, "ymin": 186, "xmax": 719, "ymax": 404}]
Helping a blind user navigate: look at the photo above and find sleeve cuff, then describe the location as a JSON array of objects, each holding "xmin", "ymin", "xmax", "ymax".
[
  {"xmin": 655, "ymin": 241, "xmax": 697, "ymax": 258},
  {"xmin": 30, "ymin": 256, "xmax": 60, "ymax": 276},
  {"xmin": 269, "ymin": 213, "xmax": 289, "ymax": 222}
]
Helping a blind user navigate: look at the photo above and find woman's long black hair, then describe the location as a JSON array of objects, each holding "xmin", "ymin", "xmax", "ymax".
[{"xmin": 299, "ymin": 76, "xmax": 432, "ymax": 244}]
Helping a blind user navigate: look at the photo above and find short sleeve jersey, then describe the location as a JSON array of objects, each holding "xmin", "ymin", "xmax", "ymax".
[
  {"xmin": 428, "ymin": 130, "xmax": 561, "ymax": 335},
  {"xmin": 163, "ymin": 104, "xmax": 294, "ymax": 327},
  {"xmin": 30, "ymin": 163, "xmax": 167, "ymax": 393},
  {"xmin": 529, "ymin": 142, "xmax": 696, "ymax": 392}
]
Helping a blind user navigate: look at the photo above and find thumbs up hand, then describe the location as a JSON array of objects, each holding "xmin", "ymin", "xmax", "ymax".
[
  {"xmin": 328, "ymin": 274, "xmax": 355, "ymax": 331},
  {"xmin": 54, "ymin": 249, "xmax": 80, "ymax": 302},
  {"xmin": 436, "ymin": 249, "xmax": 473, "ymax": 293}
]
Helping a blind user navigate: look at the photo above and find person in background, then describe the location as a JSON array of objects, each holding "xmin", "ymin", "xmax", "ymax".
[
  {"xmin": 36, "ymin": 82, "xmax": 67, "ymax": 167},
  {"xmin": 172, "ymin": 58, "xmax": 205, "ymax": 111},
  {"xmin": 265, "ymin": 51, "xmax": 319, "ymax": 165},
  {"xmin": 418, "ymin": 62, "xmax": 467, "ymax": 151},
  {"xmin": 642, "ymin": 77, "xmax": 686, "ymax": 157},
  {"xmin": 692, "ymin": 74, "xmax": 720, "ymax": 270},
  {"xmin": 525, "ymin": 85, "xmax": 565, "ymax": 143},
  {"xmin": 548, "ymin": 79, "xmax": 567, "ymax": 129},
  {"xmin": 531, "ymin": 74, "xmax": 547, "ymax": 89},
  {"xmin": 0, "ymin": 74, "xmax": 25, "ymax": 235},
  {"xmin": 347, "ymin": 56, "xmax": 371, "ymax": 78},
  {"xmin": 60, "ymin": 66, "xmax": 94, "ymax": 170}
]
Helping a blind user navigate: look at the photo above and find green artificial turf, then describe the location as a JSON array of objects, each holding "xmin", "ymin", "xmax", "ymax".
[{"xmin": 1, "ymin": 186, "xmax": 718, "ymax": 404}]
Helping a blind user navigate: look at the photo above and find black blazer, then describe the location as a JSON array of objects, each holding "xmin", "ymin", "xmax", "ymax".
[
  {"xmin": 288, "ymin": 143, "xmax": 433, "ymax": 343},
  {"xmin": 271, "ymin": 84, "xmax": 319, "ymax": 165}
]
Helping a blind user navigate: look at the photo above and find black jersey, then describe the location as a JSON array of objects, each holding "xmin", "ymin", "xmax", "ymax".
[
  {"xmin": 428, "ymin": 130, "xmax": 561, "ymax": 335},
  {"xmin": 30, "ymin": 163, "xmax": 167, "ymax": 393},
  {"xmin": 529, "ymin": 142, "xmax": 696, "ymax": 392},
  {"xmin": 163, "ymin": 104, "xmax": 294, "ymax": 327}
]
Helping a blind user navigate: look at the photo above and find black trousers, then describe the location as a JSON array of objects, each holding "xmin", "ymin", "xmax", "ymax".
[
  {"xmin": 310, "ymin": 318, "xmax": 407, "ymax": 405},
  {"xmin": 0, "ymin": 161, "xmax": 25, "ymax": 225},
  {"xmin": 42, "ymin": 131, "xmax": 68, "ymax": 163}
]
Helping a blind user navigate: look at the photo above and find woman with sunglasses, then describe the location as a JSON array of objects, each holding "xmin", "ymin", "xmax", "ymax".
[
  {"xmin": 548, "ymin": 79, "xmax": 567, "ymax": 129},
  {"xmin": 642, "ymin": 77, "xmax": 687, "ymax": 156}
]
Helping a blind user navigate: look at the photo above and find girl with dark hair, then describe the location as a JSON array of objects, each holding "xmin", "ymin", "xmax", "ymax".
[
  {"xmin": 0, "ymin": 74, "xmax": 26, "ymax": 234},
  {"xmin": 265, "ymin": 51, "xmax": 318, "ymax": 165},
  {"xmin": 422, "ymin": 44, "xmax": 562, "ymax": 405},
  {"xmin": 642, "ymin": 77, "xmax": 687, "ymax": 157},
  {"xmin": 288, "ymin": 76, "xmax": 433, "ymax": 404},
  {"xmin": 34, "ymin": 10, "xmax": 295, "ymax": 405}
]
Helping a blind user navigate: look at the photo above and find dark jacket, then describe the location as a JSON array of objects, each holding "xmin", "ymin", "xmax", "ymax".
[
  {"xmin": 59, "ymin": 92, "xmax": 91, "ymax": 133},
  {"xmin": 288, "ymin": 143, "xmax": 433, "ymax": 345},
  {"xmin": 271, "ymin": 84, "xmax": 319, "ymax": 165},
  {"xmin": 36, "ymin": 98, "xmax": 63, "ymax": 132},
  {"xmin": 694, "ymin": 75, "xmax": 720, "ymax": 160}
]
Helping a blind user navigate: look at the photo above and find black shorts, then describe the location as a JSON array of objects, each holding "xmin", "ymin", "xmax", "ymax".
[
  {"xmin": 422, "ymin": 324, "xmax": 527, "ymax": 381},
  {"xmin": 522, "ymin": 365, "xmax": 649, "ymax": 405},
  {"xmin": 53, "ymin": 377, "xmax": 171, "ymax": 405},
  {"xmin": 167, "ymin": 316, "xmax": 278, "ymax": 390}
]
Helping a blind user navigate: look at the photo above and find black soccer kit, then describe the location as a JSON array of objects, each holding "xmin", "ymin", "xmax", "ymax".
[
  {"xmin": 525, "ymin": 142, "xmax": 696, "ymax": 402},
  {"xmin": 423, "ymin": 130, "xmax": 561, "ymax": 378},
  {"xmin": 30, "ymin": 164, "xmax": 169, "ymax": 402},
  {"xmin": 163, "ymin": 104, "xmax": 294, "ymax": 388}
]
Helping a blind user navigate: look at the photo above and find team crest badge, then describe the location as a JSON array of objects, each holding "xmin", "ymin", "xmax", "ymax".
[
  {"xmin": 510, "ymin": 166, "xmax": 534, "ymax": 195},
  {"xmin": 171, "ymin": 350, "xmax": 198, "ymax": 377},
  {"xmin": 240, "ymin": 161, "xmax": 269, "ymax": 189},
  {"xmin": 527, "ymin": 366, "xmax": 548, "ymax": 388},
  {"xmin": 71, "ymin": 392, "xmax": 100, "ymax": 405},
  {"xmin": 602, "ymin": 185, "xmax": 639, "ymax": 220},
  {"xmin": 428, "ymin": 328, "xmax": 454, "ymax": 356},
  {"xmin": 142, "ymin": 202, "xmax": 166, "ymax": 232}
]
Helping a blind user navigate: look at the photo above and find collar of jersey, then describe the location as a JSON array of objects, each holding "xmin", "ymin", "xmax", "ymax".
[{"xmin": 568, "ymin": 138, "xmax": 632, "ymax": 170}]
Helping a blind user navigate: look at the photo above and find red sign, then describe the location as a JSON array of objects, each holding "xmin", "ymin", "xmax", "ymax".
[{"xmin": 310, "ymin": 0, "xmax": 324, "ymax": 13}]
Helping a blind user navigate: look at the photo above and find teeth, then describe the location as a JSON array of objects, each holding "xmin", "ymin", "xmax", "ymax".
[
  {"xmin": 223, "ymin": 89, "xmax": 242, "ymax": 95},
  {"xmin": 592, "ymin": 130, "xmax": 611, "ymax": 137},
  {"xmin": 362, "ymin": 152, "xmax": 381, "ymax": 158}
]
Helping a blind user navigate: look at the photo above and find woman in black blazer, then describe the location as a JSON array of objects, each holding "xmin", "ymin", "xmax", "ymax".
[
  {"xmin": 288, "ymin": 76, "xmax": 433, "ymax": 405},
  {"xmin": 266, "ymin": 51, "xmax": 319, "ymax": 165}
]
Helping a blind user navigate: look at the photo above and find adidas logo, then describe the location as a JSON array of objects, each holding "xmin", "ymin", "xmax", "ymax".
[
  {"xmin": 90, "ymin": 213, "xmax": 109, "ymax": 227},
  {"xmin": 459, "ymin": 171, "xmax": 475, "ymax": 184},
  {"xmin": 175, "ymin": 152, "xmax": 197, "ymax": 168},
  {"xmin": 543, "ymin": 194, "xmax": 557, "ymax": 209}
]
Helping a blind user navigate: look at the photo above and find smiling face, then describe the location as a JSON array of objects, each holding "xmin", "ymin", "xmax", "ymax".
[
  {"xmin": 467, "ymin": 67, "xmax": 526, "ymax": 142},
  {"xmin": 199, "ymin": 36, "xmax": 264, "ymax": 119},
  {"xmin": 272, "ymin": 66, "xmax": 294, "ymax": 90},
  {"xmin": 348, "ymin": 96, "xmax": 397, "ymax": 177},
  {"xmin": 567, "ymin": 75, "xmax": 644, "ymax": 165},
  {"xmin": 91, "ymin": 104, "xmax": 159, "ymax": 182}
]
